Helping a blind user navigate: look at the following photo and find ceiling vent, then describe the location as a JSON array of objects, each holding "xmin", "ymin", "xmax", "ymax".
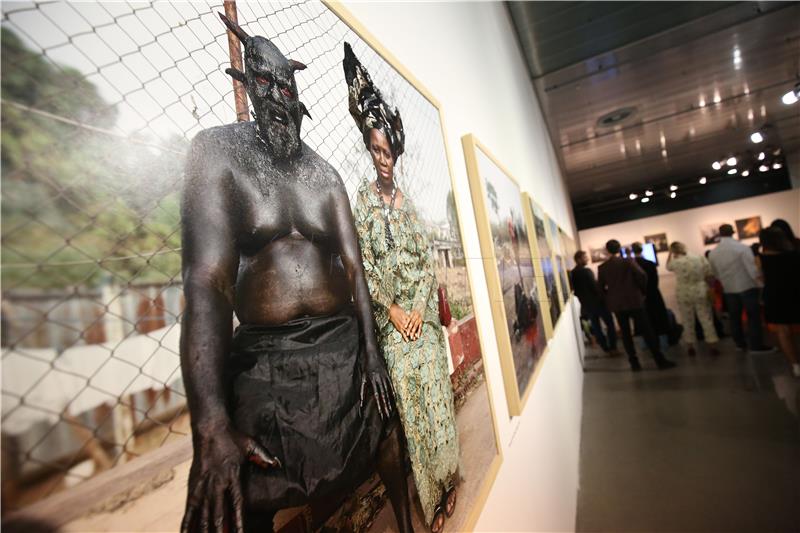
[{"xmin": 597, "ymin": 106, "xmax": 637, "ymax": 128}]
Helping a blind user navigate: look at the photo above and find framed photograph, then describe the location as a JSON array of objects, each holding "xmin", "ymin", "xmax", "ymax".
[
  {"xmin": 701, "ymin": 222, "xmax": 730, "ymax": 245},
  {"xmin": 521, "ymin": 194, "xmax": 556, "ymax": 341},
  {"xmin": 462, "ymin": 134, "xmax": 548, "ymax": 417},
  {"xmin": 546, "ymin": 215, "xmax": 570, "ymax": 306},
  {"xmin": 590, "ymin": 246, "xmax": 610, "ymax": 264},
  {"xmin": 735, "ymin": 216, "xmax": 762, "ymax": 240},
  {"xmin": 0, "ymin": 2, "xmax": 502, "ymax": 531},
  {"xmin": 644, "ymin": 233, "xmax": 669, "ymax": 252}
]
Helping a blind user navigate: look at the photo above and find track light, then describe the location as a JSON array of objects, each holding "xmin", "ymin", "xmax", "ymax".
[
  {"xmin": 712, "ymin": 161, "xmax": 722, "ymax": 170},
  {"xmin": 758, "ymin": 152, "xmax": 765, "ymax": 161},
  {"xmin": 750, "ymin": 131, "xmax": 764, "ymax": 143},
  {"xmin": 726, "ymin": 156, "xmax": 737, "ymax": 166},
  {"xmin": 773, "ymin": 162, "xmax": 783, "ymax": 170},
  {"xmin": 670, "ymin": 192, "xmax": 677, "ymax": 199},
  {"xmin": 629, "ymin": 193, "xmax": 638, "ymax": 200},
  {"xmin": 741, "ymin": 170, "xmax": 750, "ymax": 177},
  {"xmin": 641, "ymin": 197, "xmax": 650, "ymax": 203},
  {"xmin": 727, "ymin": 168, "xmax": 737, "ymax": 175},
  {"xmin": 759, "ymin": 164, "xmax": 769, "ymax": 172},
  {"xmin": 645, "ymin": 190, "xmax": 653, "ymax": 197},
  {"xmin": 669, "ymin": 185, "xmax": 678, "ymax": 191},
  {"xmin": 699, "ymin": 177, "xmax": 707, "ymax": 184},
  {"xmin": 782, "ymin": 83, "xmax": 799, "ymax": 105}
]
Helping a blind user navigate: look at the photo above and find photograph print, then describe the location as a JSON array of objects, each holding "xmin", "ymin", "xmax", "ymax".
[
  {"xmin": 701, "ymin": 222, "xmax": 731, "ymax": 245},
  {"xmin": 523, "ymin": 195, "xmax": 560, "ymax": 337},
  {"xmin": 463, "ymin": 135, "xmax": 547, "ymax": 416},
  {"xmin": 590, "ymin": 246, "xmax": 610, "ymax": 263},
  {"xmin": 0, "ymin": 2, "xmax": 501, "ymax": 533},
  {"xmin": 644, "ymin": 232, "xmax": 669, "ymax": 252},
  {"xmin": 735, "ymin": 216, "xmax": 762, "ymax": 239}
]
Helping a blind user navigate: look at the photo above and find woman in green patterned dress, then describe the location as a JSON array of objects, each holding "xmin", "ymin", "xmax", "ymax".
[{"xmin": 344, "ymin": 43, "xmax": 459, "ymax": 532}]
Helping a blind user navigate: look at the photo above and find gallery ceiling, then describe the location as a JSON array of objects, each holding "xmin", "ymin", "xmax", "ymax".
[{"xmin": 507, "ymin": 1, "xmax": 800, "ymax": 226}]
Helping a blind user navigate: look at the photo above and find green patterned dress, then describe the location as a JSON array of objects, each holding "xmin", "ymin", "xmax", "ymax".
[{"xmin": 353, "ymin": 180, "xmax": 459, "ymax": 524}]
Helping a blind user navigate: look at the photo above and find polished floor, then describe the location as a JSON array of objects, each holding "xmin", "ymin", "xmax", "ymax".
[{"xmin": 576, "ymin": 339, "xmax": 800, "ymax": 532}]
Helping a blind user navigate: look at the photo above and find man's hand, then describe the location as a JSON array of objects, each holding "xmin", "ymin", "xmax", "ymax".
[
  {"xmin": 389, "ymin": 303, "xmax": 411, "ymax": 341},
  {"xmin": 404, "ymin": 309, "xmax": 423, "ymax": 340},
  {"xmin": 359, "ymin": 345, "xmax": 395, "ymax": 420},
  {"xmin": 181, "ymin": 425, "xmax": 280, "ymax": 533}
]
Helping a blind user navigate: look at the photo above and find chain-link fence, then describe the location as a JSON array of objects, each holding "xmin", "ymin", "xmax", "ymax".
[{"xmin": 2, "ymin": 0, "xmax": 456, "ymax": 512}]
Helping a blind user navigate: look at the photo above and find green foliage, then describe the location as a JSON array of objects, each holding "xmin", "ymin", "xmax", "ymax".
[{"xmin": 2, "ymin": 29, "xmax": 184, "ymax": 290}]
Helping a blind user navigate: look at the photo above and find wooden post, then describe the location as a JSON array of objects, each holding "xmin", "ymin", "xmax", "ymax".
[{"xmin": 223, "ymin": 0, "xmax": 249, "ymax": 122}]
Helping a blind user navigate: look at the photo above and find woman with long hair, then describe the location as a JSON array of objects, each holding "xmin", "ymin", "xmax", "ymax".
[{"xmin": 344, "ymin": 43, "xmax": 459, "ymax": 531}]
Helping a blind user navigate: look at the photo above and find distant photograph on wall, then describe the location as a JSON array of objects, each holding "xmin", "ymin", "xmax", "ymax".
[
  {"xmin": 735, "ymin": 216, "xmax": 762, "ymax": 239},
  {"xmin": 529, "ymin": 200, "xmax": 561, "ymax": 327},
  {"xmin": 556, "ymin": 255, "xmax": 570, "ymax": 303},
  {"xmin": 644, "ymin": 232, "xmax": 669, "ymax": 252},
  {"xmin": 701, "ymin": 222, "xmax": 731, "ymax": 245},
  {"xmin": 590, "ymin": 246, "xmax": 610, "ymax": 263},
  {"xmin": 463, "ymin": 135, "xmax": 547, "ymax": 415}
]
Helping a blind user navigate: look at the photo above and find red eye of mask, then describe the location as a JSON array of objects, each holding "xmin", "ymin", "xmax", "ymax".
[
  {"xmin": 255, "ymin": 75, "xmax": 270, "ymax": 85},
  {"xmin": 280, "ymin": 87, "xmax": 293, "ymax": 98}
]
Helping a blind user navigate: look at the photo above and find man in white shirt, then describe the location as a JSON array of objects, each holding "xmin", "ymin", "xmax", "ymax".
[{"xmin": 708, "ymin": 224, "xmax": 774, "ymax": 353}]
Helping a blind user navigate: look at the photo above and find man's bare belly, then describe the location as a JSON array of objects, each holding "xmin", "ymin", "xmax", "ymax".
[{"xmin": 234, "ymin": 236, "xmax": 350, "ymax": 325}]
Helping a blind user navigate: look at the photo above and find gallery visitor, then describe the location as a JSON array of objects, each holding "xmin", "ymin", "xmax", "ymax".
[
  {"xmin": 770, "ymin": 218, "xmax": 800, "ymax": 252},
  {"xmin": 666, "ymin": 242, "xmax": 720, "ymax": 357},
  {"xmin": 707, "ymin": 224, "xmax": 775, "ymax": 354},
  {"xmin": 756, "ymin": 227, "xmax": 800, "ymax": 377},
  {"xmin": 345, "ymin": 42, "xmax": 459, "ymax": 532},
  {"xmin": 631, "ymin": 242, "xmax": 670, "ymax": 342},
  {"xmin": 597, "ymin": 239, "xmax": 677, "ymax": 371},
  {"xmin": 178, "ymin": 19, "xmax": 413, "ymax": 533},
  {"xmin": 570, "ymin": 250, "xmax": 618, "ymax": 355}
]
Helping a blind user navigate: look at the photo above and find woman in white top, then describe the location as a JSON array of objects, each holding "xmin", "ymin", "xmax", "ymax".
[{"xmin": 666, "ymin": 242, "xmax": 720, "ymax": 356}]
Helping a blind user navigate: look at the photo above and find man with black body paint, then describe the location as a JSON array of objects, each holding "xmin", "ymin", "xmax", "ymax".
[{"xmin": 179, "ymin": 14, "xmax": 413, "ymax": 533}]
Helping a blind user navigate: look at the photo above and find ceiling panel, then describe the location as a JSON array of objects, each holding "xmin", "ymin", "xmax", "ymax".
[{"xmin": 507, "ymin": 1, "xmax": 800, "ymax": 213}]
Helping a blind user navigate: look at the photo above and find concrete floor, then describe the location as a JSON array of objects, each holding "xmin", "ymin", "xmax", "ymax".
[{"xmin": 576, "ymin": 339, "xmax": 800, "ymax": 532}]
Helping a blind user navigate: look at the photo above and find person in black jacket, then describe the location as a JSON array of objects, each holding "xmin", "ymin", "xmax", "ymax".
[
  {"xmin": 631, "ymin": 242, "xmax": 670, "ymax": 339},
  {"xmin": 571, "ymin": 250, "xmax": 618, "ymax": 355}
]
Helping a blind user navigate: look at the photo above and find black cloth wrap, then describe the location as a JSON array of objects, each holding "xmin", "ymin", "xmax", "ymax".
[{"xmin": 227, "ymin": 307, "xmax": 385, "ymax": 510}]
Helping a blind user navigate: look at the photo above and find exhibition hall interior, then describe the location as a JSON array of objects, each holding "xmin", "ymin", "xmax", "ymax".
[{"xmin": 1, "ymin": 2, "xmax": 798, "ymax": 532}]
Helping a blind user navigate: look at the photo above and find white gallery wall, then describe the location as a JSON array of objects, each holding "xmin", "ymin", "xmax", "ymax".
[
  {"xmin": 578, "ymin": 189, "xmax": 800, "ymax": 313},
  {"xmin": 343, "ymin": 2, "xmax": 584, "ymax": 531}
]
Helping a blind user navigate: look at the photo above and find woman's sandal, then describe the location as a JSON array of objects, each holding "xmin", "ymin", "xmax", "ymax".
[
  {"xmin": 444, "ymin": 485, "xmax": 457, "ymax": 518},
  {"xmin": 430, "ymin": 503, "xmax": 446, "ymax": 533}
]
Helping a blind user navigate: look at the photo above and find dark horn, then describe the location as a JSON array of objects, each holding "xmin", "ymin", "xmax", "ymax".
[
  {"xmin": 289, "ymin": 59, "xmax": 307, "ymax": 72},
  {"xmin": 218, "ymin": 12, "xmax": 250, "ymax": 44}
]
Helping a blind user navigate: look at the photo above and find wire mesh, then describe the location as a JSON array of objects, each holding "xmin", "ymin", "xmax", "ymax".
[{"xmin": 2, "ymin": 0, "xmax": 457, "ymax": 511}]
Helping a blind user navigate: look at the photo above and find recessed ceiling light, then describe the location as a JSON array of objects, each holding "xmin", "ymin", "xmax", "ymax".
[
  {"xmin": 641, "ymin": 197, "xmax": 650, "ymax": 203},
  {"xmin": 669, "ymin": 185, "xmax": 678, "ymax": 191},
  {"xmin": 670, "ymin": 192, "xmax": 677, "ymax": 199},
  {"xmin": 645, "ymin": 190, "xmax": 653, "ymax": 197},
  {"xmin": 699, "ymin": 177, "xmax": 707, "ymax": 184},
  {"xmin": 782, "ymin": 84, "xmax": 799, "ymax": 105},
  {"xmin": 713, "ymin": 91, "xmax": 722, "ymax": 104},
  {"xmin": 773, "ymin": 162, "xmax": 783, "ymax": 170},
  {"xmin": 712, "ymin": 161, "xmax": 722, "ymax": 170},
  {"xmin": 629, "ymin": 193, "xmax": 638, "ymax": 200},
  {"xmin": 758, "ymin": 152, "xmax": 765, "ymax": 161},
  {"xmin": 750, "ymin": 132, "xmax": 764, "ymax": 143},
  {"xmin": 727, "ymin": 156, "xmax": 737, "ymax": 166},
  {"xmin": 728, "ymin": 168, "xmax": 737, "ymax": 175},
  {"xmin": 759, "ymin": 164, "xmax": 769, "ymax": 172},
  {"xmin": 741, "ymin": 170, "xmax": 750, "ymax": 177}
]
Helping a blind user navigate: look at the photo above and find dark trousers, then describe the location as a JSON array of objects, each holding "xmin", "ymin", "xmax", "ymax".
[
  {"xmin": 615, "ymin": 307, "xmax": 664, "ymax": 361},
  {"xmin": 587, "ymin": 306, "xmax": 617, "ymax": 352},
  {"xmin": 723, "ymin": 288, "xmax": 763, "ymax": 349}
]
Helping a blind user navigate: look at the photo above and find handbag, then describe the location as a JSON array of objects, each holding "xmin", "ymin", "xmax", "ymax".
[{"xmin": 437, "ymin": 284, "xmax": 452, "ymax": 327}]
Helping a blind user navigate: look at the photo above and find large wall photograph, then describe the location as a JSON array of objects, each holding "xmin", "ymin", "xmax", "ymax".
[
  {"xmin": 0, "ymin": 2, "xmax": 500, "ymax": 532},
  {"xmin": 462, "ymin": 135, "xmax": 547, "ymax": 417}
]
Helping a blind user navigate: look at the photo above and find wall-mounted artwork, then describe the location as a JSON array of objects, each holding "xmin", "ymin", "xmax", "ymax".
[
  {"xmin": 529, "ymin": 203, "xmax": 561, "ymax": 328},
  {"xmin": 521, "ymin": 194, "xmax": 556, "ymax": 340},
  {"xmin": 556, "ymin": 254, "xmax": 571, "ymax": 304},
  {"xmin": 0, "ymin": 2, "xmax": 503, "ymax": 531},
  {"xmin": 463, "ymin": 134, "xmax": 548, "ymax": 416},
  {"xmin": 700, "ymin": 222, "xmax": 730, "ymax": 245},
  {"xmin": 644, "ymin": 232, "xmax": 669, "ymax": 252},
  {"xmin": 590, "ymin": 246, "xmax": 610, "ymax": 263},
  {"xmin": 735, "ymin": 216, "xmax": 762, "ymax": 239}
]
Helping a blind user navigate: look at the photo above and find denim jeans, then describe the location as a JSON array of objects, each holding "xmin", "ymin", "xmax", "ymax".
[
  {"xmin": 587, "ymin": 306, "xmax": 617, "ymax": 352},
  {"xmin": 723, "ymin": 288, "xmax": 763, "ymax": 349}
]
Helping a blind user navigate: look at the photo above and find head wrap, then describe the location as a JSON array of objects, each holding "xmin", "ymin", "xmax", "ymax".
[{"xmin": 343, "ymin": 42, "xmax": 405, "ymax": 159}]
